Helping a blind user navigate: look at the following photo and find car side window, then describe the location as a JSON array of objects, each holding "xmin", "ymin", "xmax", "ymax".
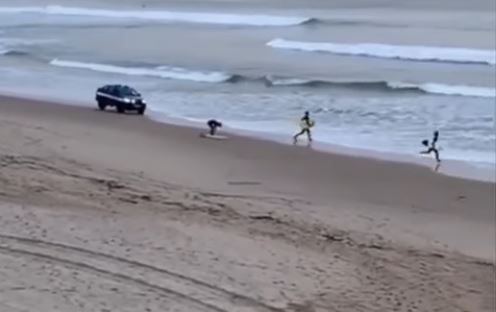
[
  {"xmin": 116, "ymin": 87, "xmax": 125, "ymax": 97},
  {"xmin": 109, "ymin": 86, "xmax": 118, "ymax": 96},
  {"xmin": 118, "ymin": 86, "xmax": 136, "ymax": 97}
]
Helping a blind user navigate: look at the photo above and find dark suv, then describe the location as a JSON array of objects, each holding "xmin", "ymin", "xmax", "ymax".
[{"xmin": 96, "ymin": 85, "xmax": 147, "ymax": 114}]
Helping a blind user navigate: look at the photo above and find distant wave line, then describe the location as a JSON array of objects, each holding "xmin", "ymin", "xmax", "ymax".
[
  {"xmin": 0, "ymin": 6, "xmax": 314, "ymax": 26},
  {"xmin": 267, "ymin": 38, "xmax": 496, "ymax": 65}
]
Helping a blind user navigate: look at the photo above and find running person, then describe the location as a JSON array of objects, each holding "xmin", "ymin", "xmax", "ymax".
[
  {"xmin": 420, "ymin": 130, "xmax": 441, "ymax": 162},
  {"xmin": 293, "ymin": 111, "xmax": 314, "ymax": 143}
]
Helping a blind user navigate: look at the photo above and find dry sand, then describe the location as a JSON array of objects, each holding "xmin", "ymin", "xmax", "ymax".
[{"xmin": 0, "ymin": 95, "xmax": 494, "ymax": 312}]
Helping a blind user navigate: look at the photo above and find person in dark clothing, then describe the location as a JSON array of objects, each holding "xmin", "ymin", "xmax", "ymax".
[
  {"xmin": 293, "ymin": 111, "xmax": 314, "ymax": 144},
  {"xmin": 420, "ymin": 130, "xmax": 441, "ymax": 162},
  {"xmin": 207, "ymin": 119, "xmax": 222, "ymax": 136}
]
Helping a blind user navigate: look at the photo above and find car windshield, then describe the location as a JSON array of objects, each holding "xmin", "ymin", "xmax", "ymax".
[{"xmin": 119, "ymin": 86, "xmax": 140, "ymax": 97}]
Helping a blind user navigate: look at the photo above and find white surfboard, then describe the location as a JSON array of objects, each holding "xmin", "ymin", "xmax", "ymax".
[
  {"xmin": 200, "ymin": 133, "xmax": 228, "ymax": 140},
  {"xmin": 299, "ymin": 119, "xmax": 315, "ymax": 129}
]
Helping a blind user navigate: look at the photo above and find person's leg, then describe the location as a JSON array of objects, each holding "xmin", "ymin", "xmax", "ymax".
[
  {"xmin": 209, "ymin": 126, "xmax": 215, "ymax": 135},
  {"xmin": 433, "ymin": 148, "xmax": 440, "ymax": 162},
  {"xmin": 306, "ymin": 129, "xmax": 312, "ymax": 142},
  {"xmin": 434, "ymin": 162, "xmax": 441, "ymax": 172},
  {"xmin": 293, "ymin": 130, "xmax": 304, "ymax": 143},
  {"xmin": 421, "ymin": 147, "xmax": 433, "ymax": 155}
]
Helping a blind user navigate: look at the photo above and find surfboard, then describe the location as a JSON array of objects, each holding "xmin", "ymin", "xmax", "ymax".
[
  {"xmin": 299, "ymin": 120, "xmax": 315, "ymax": 129},
  {"xmin": 200, "ymin": 133, "xmax": 228, "ymax": 140}
]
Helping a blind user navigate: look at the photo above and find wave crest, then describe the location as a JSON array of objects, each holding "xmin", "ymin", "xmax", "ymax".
[
  {"xmin": 50, "ymin": 59, "xmax": 233, "ymax": 83},
  {"xmin": 387, "ymin": 82, "xmax": 496, "ymax": 98},
  {"xmin": 49, "ymin": 59, "xmax": 495, "ymax": 98},
  {"xmin": 267, "ymin": 38, "xmax": 496, "ymax": 65},
  {"xmin": 0, "ymin": 6, "xmax": 313, "ymax": 26},
  {"xmin": 265, "ymin": 77, "xmax": 495, "ymax": 97},
  {"xmin": 0, "ymin": 49, "xmax": 29, "ymax": 56}
]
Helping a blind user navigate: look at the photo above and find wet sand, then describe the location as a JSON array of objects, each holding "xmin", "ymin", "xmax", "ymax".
[{"xmin": 0, "ymin": 95, "xmax": 494, "ymax": 311}]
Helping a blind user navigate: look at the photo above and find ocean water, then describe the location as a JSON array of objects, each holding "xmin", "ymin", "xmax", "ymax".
[{"xmin": 0, "ymin": 0, "xmax": 495, "ymax": 166}]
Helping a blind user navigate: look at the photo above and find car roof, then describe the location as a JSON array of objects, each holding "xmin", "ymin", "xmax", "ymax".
[
  {"xmin": 103, "ymin": 84, "xmax": 129, "ymax": 89},
  {"xmin": 100, "ymin": 85, "xmax": 138, "ymax": 93}
]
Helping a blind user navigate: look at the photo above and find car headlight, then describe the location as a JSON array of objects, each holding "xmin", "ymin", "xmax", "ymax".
[{"xmin": 123, "ymin": 98, "xmax": 132, "ymax": 103}]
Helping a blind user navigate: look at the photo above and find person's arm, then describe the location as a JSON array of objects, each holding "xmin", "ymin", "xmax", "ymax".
[
  {"xmin": 303, "ymin": 116, "xmax": 311, "ymax": 127},
  {"xmin": 432, "ymin": 131, "xmax": 439, "ymax": 144}
]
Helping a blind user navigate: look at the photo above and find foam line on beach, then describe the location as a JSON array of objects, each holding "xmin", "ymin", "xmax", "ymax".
[{"xmin": 267, "ymin": 38, "xmax": 496, "ymax": 65}]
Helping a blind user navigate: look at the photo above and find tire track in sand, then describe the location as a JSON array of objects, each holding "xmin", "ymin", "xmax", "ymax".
[{"xmin": 0, "ymin": 234, "xmax": 285, "ymax": 312}]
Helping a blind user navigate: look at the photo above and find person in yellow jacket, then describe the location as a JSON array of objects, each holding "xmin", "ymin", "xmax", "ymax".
[{"xmin": 293, "ymin": 111, "xmax": 314, "ymax": 144}]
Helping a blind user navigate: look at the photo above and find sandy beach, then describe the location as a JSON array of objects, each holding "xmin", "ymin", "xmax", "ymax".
[{"xmin": 0, "ymin": 95, "xmax": 494, "ymax": 312}]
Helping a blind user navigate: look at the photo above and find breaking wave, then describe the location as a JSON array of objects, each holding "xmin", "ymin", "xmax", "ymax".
[
  {"xmin": 49, "ymin": 59, "xmax": 495, "ymax": 98},
  {"xmin": 0, "ymin": 38, "xmax": 42, "ymax": 56},
  {"xmin": 387, "ymin": 81, "xmax": 496, "ymax": 98},
  {"xmin": 49, "ymin": 59, "xmax": 233, "ymax": 83},
  {"xmin": 266, "ymin": 77, "xmax": 495, "ymax": 97},
  {"xmin": 0, "ymin": 49, "xmax": 30, "ymax": 56},
  {"xmin": 0, "ymin": 6, "xmax": 314, "ymax": 26},
  {"xmin": 267, "ymin": 38, "xmax": 496, "ymax": 65},
  {"xmin": 0, "ymin": 37, "xmax": 58, "ymax": 56}
]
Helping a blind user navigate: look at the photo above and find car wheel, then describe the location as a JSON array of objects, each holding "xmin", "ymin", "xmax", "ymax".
[
  {"xmin": 116, "ymin": 105, "xmax": 125, "ymax": 114},
  {"xmin": 97, "ymin": 100, "xmax": 106, "ymax": 111},
  {"xmin": 137, "ymin": 107, "xmax": 145, "ymax": 115}
]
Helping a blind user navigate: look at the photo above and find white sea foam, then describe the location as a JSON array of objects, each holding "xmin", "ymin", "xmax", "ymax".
[
  {"xmin": 0, "ymin": 6, "xmax": 312, "ymax": 26},
  {"xmin": 265, "ymin": 76, "xmax": 312, "ymax": 86},
  {"xmin": 389, "ymin": 82, "xmax": 496, "ymax": 98},
  {"xmin": 267, "ymin": 76, "xmax": 496, "ymax": 98},
  {"xmin": 50, "ymin": 59, "xmax": 232, "ymax": 83},
  {"xmin": 267, "ymin": 38, "xmax": 496, "ymax": 65}
]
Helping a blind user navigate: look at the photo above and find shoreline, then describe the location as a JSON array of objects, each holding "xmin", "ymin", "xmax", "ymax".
[
  {"xmin": 162, "ymin": 116, "xmax": 496, "ymax": 183},
  {"xmin": 3, "ymin": 90, "xmax": 495, "ymax": 183}
]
